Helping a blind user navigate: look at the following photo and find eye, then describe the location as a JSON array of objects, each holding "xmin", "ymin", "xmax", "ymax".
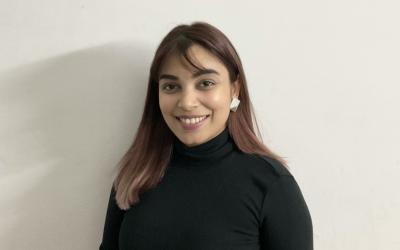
[
  {"xmin": 200, "ymin": 80, "xmax": 215, "ymax": 88},
  {"xmin": 161, "ymin": 83, "xmax": 178, "ymax": 91},
  {"xmin": 160, "ymin": 80, "xmax": 215, "ymax": 92}
]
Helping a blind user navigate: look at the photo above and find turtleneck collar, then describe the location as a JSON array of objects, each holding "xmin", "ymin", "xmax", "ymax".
[{"xmin": 171, "ymin": 126, "xmax": 235, "ymax": 166}]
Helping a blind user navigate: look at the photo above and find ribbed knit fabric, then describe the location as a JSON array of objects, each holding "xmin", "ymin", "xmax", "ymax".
[{"xmin": 99, "ymin": 127, "xmax": 313, "ymax": 250}]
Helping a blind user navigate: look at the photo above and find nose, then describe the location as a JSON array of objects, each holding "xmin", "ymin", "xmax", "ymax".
[{"xmin": 177, "ymin": 87, "xmax": 199, "ymax": 110}]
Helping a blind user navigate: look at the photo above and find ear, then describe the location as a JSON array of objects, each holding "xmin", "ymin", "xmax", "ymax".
[{"xmin": 231, "ymin": 79, "xmax": 240, "ymax": 98}]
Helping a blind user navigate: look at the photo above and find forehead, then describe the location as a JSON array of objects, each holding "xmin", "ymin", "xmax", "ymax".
[{"xmin": 159, "ymin": 44, "xmax": 227, "ymax": 76}]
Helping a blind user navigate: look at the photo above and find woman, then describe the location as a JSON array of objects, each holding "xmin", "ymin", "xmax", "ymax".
[{"xmin": 99, "ymin": 21, "xmax": 313, "ymax": 250}]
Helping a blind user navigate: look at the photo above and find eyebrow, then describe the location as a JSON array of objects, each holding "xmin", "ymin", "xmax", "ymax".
[{"xmin": 159, "ymin": 68, "xmax": 219, "ymax": 81}]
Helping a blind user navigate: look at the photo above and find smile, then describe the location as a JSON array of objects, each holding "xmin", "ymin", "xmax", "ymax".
[
  {"xmin": 176, "ymin": 115, "xmax": 209, "ymax": 124},
  {"xmin": 175, "ymin": 115, "xmax": 210, "ymax": 131}
]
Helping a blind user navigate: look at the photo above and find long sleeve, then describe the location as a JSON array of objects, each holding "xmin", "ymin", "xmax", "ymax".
[
  {"xmin": 99, "ymin": 186, "xmax": 126, "ymax": 250},
  {"xmin": 259, "ymin": 174, "xmax": 313, "ymax": 250}
]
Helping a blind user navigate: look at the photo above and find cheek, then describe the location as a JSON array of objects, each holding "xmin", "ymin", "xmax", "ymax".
[
  {"xmin": 204, "ymin": 92, "xmax": 230, "ymax": 110},
  {"xmin": 159, "ymin": 95, "xmax": 173, "ymax": 113}
]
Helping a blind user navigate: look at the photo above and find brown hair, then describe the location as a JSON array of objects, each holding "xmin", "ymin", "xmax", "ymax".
[{"xmin": 112, "ymin": 21, "xmax": 289, "ymax": 210}]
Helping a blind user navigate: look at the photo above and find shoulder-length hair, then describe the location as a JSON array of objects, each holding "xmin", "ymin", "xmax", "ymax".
[{"xmin": 112, "ymin": 21, "xmax": 288, "ymax": 210}]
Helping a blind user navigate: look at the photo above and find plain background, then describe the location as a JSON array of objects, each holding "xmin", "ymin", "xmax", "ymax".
[{"xmin": 1, "ymin": 0, "xmax": 399, "ymax": 249}]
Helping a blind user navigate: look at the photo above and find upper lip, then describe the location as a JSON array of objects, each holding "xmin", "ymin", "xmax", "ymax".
[{"xmin": 176, "ymin": 115, "xmax": 210, "ymax": 119}]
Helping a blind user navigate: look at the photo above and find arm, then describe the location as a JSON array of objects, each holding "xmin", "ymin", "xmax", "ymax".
[
  {"xmin": 99, "ymin": 186, "xmax": 126, "ymax": 250},
  {"xmin": 260, "ymin": 175, "xmax": 313, "ymax": 250}
]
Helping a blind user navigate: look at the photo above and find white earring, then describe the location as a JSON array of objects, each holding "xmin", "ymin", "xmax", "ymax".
[{"xmin": 230, "ymin": 96, "xmax": 240, "ymax": 112}]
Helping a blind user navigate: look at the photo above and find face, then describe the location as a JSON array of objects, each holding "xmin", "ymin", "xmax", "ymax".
[{"xmin": 158, "ymin": 44, "xmax": 240, "ymax": 147}]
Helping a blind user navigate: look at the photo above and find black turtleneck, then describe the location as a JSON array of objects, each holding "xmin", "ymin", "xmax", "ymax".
[{"xmin": 99, "ymin": 127, "xmax": 313, "ymax": 250}]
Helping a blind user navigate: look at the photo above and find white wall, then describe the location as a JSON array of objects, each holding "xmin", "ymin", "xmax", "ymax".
[{"xmin": 1, "ymin": 0, "xmax": 399, "ymax": 249}]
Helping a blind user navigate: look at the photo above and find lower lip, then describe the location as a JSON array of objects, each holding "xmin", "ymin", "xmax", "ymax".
[{"xmin": 176, "ymin": 115, "xmax": 210, "ymax": 131}]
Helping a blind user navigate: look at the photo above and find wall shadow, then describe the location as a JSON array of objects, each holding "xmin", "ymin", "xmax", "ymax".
[{"xmin": 0, "ymin": 40, "xmax": 154, "ymax": 249}]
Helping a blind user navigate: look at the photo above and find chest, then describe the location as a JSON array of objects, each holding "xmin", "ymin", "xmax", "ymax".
[{"xmin": 118, "ymin": 167, "xmax": 263, "ymax": 250}]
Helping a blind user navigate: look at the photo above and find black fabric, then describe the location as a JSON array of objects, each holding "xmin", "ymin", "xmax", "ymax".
[{"xmin": 99, "ymin": 127, "xmax": 313, "ymax": 250}]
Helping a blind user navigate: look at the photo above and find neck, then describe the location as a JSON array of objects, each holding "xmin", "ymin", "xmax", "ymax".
[{"xmin": 171, "ymin": 127, "xmax": 235, "ymax": 167}]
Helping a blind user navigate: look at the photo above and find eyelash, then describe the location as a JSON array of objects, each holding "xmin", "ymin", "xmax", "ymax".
[{"xmin": 161, "ymin": 80, "xmax": 215, "ymax": 91}]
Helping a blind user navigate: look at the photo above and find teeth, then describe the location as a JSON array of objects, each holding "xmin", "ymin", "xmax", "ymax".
[{"xmin": 179, "ymin": 116, "xmax": 207, "ymax": 124}]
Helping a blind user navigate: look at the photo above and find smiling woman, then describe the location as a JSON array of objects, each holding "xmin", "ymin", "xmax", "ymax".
[
  {"xmin": 158, "ymin": 44, "xmax": 239, "ymax": 146},
  {"xmin": 99, "ymin": 21, "xmax": 313, "ymax": 250}
]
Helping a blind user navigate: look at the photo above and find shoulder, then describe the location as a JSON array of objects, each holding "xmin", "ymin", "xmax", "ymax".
[
  {"xmin": 225, "ymin": 151, "xmax": 294, "ymax": 195},
  {"xmin": 232, "ymin": 151, "xmax": 292, "ymax": 179},
  {"xmin": 252, "ymin": 153, "xmax": 292, "ymax": 177}
]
